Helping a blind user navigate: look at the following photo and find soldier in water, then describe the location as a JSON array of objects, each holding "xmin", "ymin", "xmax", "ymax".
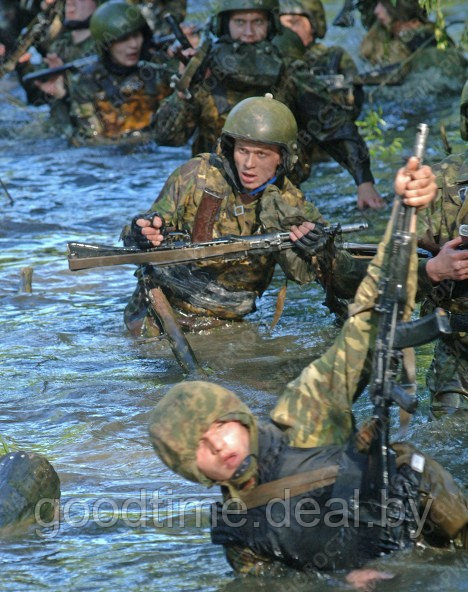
[{"xmin": 153, "ymin": 0, "xmax": 384, "ymax": 209}]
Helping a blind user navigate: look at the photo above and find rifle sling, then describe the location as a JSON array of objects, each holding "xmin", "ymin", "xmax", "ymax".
[
  {"xmin": 236, "ymin": 465, "xmax": 339, "ymax": 510},
  {"xmin": 191, "ymin": 190, "xmax": 224, "ymax": 242}
]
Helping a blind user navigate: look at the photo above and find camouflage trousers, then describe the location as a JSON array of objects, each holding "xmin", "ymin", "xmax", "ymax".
[{"xmin": 427, "ymin": 335, "xmax": 468, "ymax": 417}]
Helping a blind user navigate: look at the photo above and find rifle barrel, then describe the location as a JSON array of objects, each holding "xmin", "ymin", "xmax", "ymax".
[{"xmin": 22, "ymin": 54, "xmax": 98, "ymax": 83}]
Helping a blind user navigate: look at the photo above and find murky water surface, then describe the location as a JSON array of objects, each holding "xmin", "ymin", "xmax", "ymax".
[{"xmin": 0, "ymin": 2, "xmax": 466, "ymax": 590}]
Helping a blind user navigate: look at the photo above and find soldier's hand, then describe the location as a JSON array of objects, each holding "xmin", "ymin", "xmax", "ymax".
[
  {"xmin": 394, "ymin": 157, "xmax": 436, "ymax": 209},
  {"xmin": 289, "ymin": 221, "xmax": 328, "ymax": 256},
  {"xmin": 425, "ymin": 237, "xmax": 468, "ymax": 283},
  {"xmin": 44, "ymin": 53, "xmax": 63, "ymax": 69},
  {"xmin": 345, "ymin": 568, "xmax": 394, "ymax": 591},
  {"xmin": 357, "ymin": 182, "xmax": 385, "ymax": 210},
  {"xmin": 131, "ymin": 214, "xmax": 165, "ymax": 249}
]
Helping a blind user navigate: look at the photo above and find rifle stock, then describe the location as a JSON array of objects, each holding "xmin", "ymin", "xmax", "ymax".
[{"xmin": 67, "ymin": 223, "xmax": 368, "ymax": 271}]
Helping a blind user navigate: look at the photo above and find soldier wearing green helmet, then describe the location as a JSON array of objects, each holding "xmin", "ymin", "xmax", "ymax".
[
  {"xmin": 59, "ymin": 0, "xmax": 175, "ymax": 144},
  {"xmin": 147, "ymin": 162, "xmax": 468, "ymax": 578},
  {"xmin": 153, "ymin": 0, "xmax": 385, "ymax": 209},
  {"xmin": 121, "ymin": 94, "xmax": 330, "ymax": 337},
  {"xmin": 279, "ymin": 0, "xmax": 364, "ymax": 120},
  {"xmin": 416, "ymin": 79, "xmax": 468, "ymax": 418}
]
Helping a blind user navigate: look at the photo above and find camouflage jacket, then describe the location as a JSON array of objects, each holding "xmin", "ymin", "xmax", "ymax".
[
  {"xmin": 359, "ymin": 20, "xmax": 437, "ymax": 70},
  {"xmin": 131, "ymin": 0, "xmax": 186, "ymax": 36},
  {"xmin": 226, "ymin": 202, "xmax": 421, "ymax": 574},
  {"xmin": 153, "ymin": 37, "xmax": 375, "ymax": 186},
  {"xmin": 21, "ymin": 31, "xmax": 96, "ymax": 119},
  {"xmin": 122, "ymin": 152, "xmax": 325, "ymax": 300},
  {"xmin": 68, "ymin": 56, "xmax": 173, "ymax": 145},
  {"xmin": 417, "ymin": 151, "xmax": 468, "ymax": 316},
  {"xmin": 302, "ymin": 42, "xmax": 363, "ymax": 119}
]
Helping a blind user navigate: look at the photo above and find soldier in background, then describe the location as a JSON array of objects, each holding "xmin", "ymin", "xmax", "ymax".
[
  {"xmin": 153, "ymin": 0, "xmax": 384, "ymax": 209},
  {"xmin": 20, "ymin": 0, "xmax": 98, "ymax": 134},
  {"xmin": 359, "ymin": 0, "xmax": 465, "ymax": 88},
  {"xmin": 59, "ymin": 1, "xmax": 174, "ymax": 145},
  {"xmin": 417, "ymin": 80, "xmax": 468, "ymax": 418},
  {"xmin": 279, "ymin": 0, "xmax": 364, "ymax": 120}
]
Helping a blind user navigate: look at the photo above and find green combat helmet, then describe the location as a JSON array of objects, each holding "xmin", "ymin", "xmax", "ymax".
[
  {"xmin": 220, "ymin": 93, "xmax": 299, "ymax": 172},
  {"xmin": 461, "ymin": 79, "xmax": 468, "ymax": 141},
  {"xmin": 279, "ymin": 0, "xmax": 327, "ymax": 39},
  {"xmin": 272, "ymin": 25, "xmax": 306, "ymax": 59},
  {"xmin": 210, "ymin": 0, "xmax": 281, "ymax": 38},
  {"xmin": 90, "ymin": 0, "xmax": 150, "ymax": 51}
]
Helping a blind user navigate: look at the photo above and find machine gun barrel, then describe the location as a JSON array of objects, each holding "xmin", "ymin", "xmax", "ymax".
[{"xmin": 67, "ymin": 222, "xmax": 368, "ymax": 271}]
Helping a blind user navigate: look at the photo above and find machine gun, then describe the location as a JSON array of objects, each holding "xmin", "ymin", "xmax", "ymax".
[
  {"xmin": 363, "ymin": 124, "xmax": 451, "ymax": 515},
  {"xmin": 67, "ymin": 222, "xmax": 369, "ymax": 271},
  {"xmin": 0, "ymin": 0, "xmax": 64, "ymax": 78}
]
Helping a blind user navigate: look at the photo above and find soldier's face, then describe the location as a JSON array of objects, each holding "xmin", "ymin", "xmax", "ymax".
[
  {"xmin": 280, "ymin": 14, "xmax": 314, "ymax": 46},
  {"xmin": 234, "ymin": 140, "xmax": 282, "ymax": 190},
  {"xmin": 374, "ymin": 2, "xmax": 392, "ymax": 28},
  {"xmin": 228, "ymin": 10, "xmax": 269, "ymax": 43},
  {"xmin": 196, "ymin": 420, "xmax": 250, "ymax": 482},
  {"xmin": 109, "ymin": 32, "xmax": 143, "ymax": 67},
  {"xmin": 65, "ymin": 0, "xmax": 96, "ymax": 22}
]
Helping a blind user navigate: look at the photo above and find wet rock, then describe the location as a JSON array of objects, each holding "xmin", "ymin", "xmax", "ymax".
[{"xmin": 0, "ymin": 450, "xmax": 60, "ymax": 529}]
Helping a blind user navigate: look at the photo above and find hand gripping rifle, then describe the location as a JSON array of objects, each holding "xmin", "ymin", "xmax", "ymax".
[
  {"xmin": 363, "ymin": 124, "xmax": 451, "ymax": 523},
  {"xmin": 67, "ymin": 223, "xmax": 369, "ymax": 271}
]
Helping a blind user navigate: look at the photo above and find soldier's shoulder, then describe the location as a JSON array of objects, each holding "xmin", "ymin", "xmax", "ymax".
[{"xmin": 434, "ymin": 152, "xmax": 468, "ymax": 186}]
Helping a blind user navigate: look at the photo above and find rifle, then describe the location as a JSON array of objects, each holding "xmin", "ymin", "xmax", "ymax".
[
  {"xmin": 168, "ymin": 24, "xmax": 212, "ymax": 99},
  {"xmin": 67, "ymin": 222, "xmax": 368, "ymax": 271},
  {"xmin": 22, "ymin": 53, "xmax": 98, "ymax": 83},
  {"xmin": 363, "ymin": 124, "xmax": 451, "ymax": 519},
  {"xmin": 0, "ymin": 0, "xmax": 64, "ymax": 78},
  {"xmin": 314, "ymin": 63, "xmax": 403, "ymax": 92}
]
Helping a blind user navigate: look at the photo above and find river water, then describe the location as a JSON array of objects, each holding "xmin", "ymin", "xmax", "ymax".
[{"xmin": 0, "ymin": 1, "xmax": 467, "ymax": 590}]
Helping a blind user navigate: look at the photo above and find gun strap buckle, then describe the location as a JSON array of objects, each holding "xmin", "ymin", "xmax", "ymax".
[{"xmin": 233, "ymin": 205, "xmax": 245, "ymax": 216}]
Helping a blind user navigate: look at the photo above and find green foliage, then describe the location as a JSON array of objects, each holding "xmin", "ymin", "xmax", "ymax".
[
  {"xmin": 356, "ymin": 107, "xmax": 403, "ymax": 160},
  {"xmin": 0, "ymin": 434, "xmax": 10, "ymax": 455},
  {"xmin": 419, "ymin": 0, "xmax": 451, "ymax": 48}
]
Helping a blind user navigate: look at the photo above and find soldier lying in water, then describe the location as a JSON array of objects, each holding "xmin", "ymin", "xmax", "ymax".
[{"xmin": 148, "ymin": 158, "xmax": 467, "ymax": 587}]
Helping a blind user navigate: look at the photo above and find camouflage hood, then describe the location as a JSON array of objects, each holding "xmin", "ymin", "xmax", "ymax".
[{"xmin": 149, "ymin": 381, "xmax": 259, "ymax": 488}]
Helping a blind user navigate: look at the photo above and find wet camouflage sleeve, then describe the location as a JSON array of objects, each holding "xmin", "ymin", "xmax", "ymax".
[
  {"xmin": 271, "ymin": 201, "xmax": 418, "ymax": 448},
  {"xmin": 153, "ymin": 86, "xmax": 202, "ymax": 146},
  {"xmin": 416, "ymin": 153, "xmax": 468, "ymax": 406},
  {"xmin": 280, "ymin": 65, "xmax": 374, "ymax": 186}
]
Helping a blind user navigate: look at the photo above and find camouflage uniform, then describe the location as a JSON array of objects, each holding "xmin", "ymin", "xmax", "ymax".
[
  {"xmin": 131, "ymin": 0, "xmax": 187, "ymax": 36},
  {"xmin": 302, "ymin": 43, "xmax": 362, "ymax": 119},
  {"xmin": 279, "ymin": 0, "xmax": 363, "ymax": 119},
  {"xmin": 153, "ymin": 38, "xmax": 375, "ymax": 186},
  {"xmin": 121, "ymin": 151, "xmax": 325, "ymax": 335},
  {"xmin": 359, "ymin": 0, "xmax": 465, "ymax": 89},
  {"xmin": 149, "ymin": 211, "xmax": 468, "ymax": 573},
  {"xmin": 21, "ymin": 31, "xmax": 96, "ymax": 135},
  {"xmin": 67, "ymin": 57, "xmax": 173, "ymax": 145},
  {"xmin": 417, "ymin": 152, "xmax": 468, "ymax": 416}
]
